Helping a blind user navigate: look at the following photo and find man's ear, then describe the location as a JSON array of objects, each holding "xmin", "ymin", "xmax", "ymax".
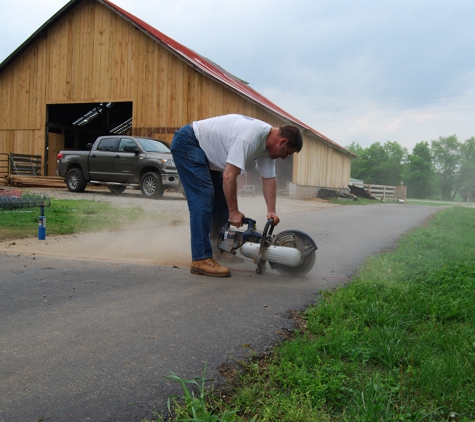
[{"xmin": 279, "ymin": 138, "xmax": 289, "ymax": 146}]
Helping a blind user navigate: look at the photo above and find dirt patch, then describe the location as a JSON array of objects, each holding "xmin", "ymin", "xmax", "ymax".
[{"xmin": 0, "ymin": 225, "xmax": 192, "ymax": 266}]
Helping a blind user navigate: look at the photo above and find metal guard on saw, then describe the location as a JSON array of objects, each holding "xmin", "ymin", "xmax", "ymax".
[{"xmin": 218, "ymin": 217, "xmax": 317, "ymax": 276}]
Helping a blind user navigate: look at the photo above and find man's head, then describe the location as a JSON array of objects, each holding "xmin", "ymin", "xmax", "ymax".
[
  {"xmin": 279, "ymin": 125, "xmax": 303, "ymax": 152},
  {"xmin": 267, "ymin": 125, "xmax": 303, "ymax": 160}
]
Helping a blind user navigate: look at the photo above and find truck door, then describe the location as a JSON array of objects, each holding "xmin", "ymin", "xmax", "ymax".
[
  {"xmin": 114, "ymin": 137, "xmax": 141, "ymax": 183},
  {"xmin": 88, "ymin": 137, "xmax": 120, "ymax": 181}
]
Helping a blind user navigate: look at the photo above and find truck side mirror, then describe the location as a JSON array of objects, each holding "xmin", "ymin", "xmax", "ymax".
[{"xmin": 123, "ymin": 146, "xmax": 140, "ymax": 154}]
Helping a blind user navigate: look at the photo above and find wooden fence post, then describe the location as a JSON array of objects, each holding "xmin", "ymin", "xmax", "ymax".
[{"xmin": 395, "ymin": 184, "xmax": 407, "ymax": 203}]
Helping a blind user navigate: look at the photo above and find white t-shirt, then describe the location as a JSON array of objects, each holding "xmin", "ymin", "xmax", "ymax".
[{"xmin": 192, "ymin": 114, "xmax": 276, "ymax": 178}]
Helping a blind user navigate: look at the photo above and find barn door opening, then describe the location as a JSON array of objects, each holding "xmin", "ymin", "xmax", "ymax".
[
  {"xmin": 275, "ymin": 156, "xmax": 294, "ymax": 195},
  {"xmin": 45, "ymin": 101, "xmax": 133, "ymax": 175},
  {"xmin": 238, "ymin": 156, "xmax": 294, "ymax": 197}
]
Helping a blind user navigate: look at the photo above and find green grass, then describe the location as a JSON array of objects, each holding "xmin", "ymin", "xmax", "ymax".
[
  {"xmin": 405, "ymin": 199, "xmax": 466, "ymax": 207},
  {"xmin": 331, "ymin": 197, "xmax": 473, "ymax": 207},
  {"xmin": 0, "ymin": 198, "xmax": 152, "ymax": 241},
  {"xmin": 159, "ymin": 207, "xmax": 475, "ymax": 421}
]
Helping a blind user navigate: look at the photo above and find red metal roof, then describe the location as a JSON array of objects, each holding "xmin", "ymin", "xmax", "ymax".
[{"xmin": 101, "ymin": 0, "xmax": 350, "ymax": 154}]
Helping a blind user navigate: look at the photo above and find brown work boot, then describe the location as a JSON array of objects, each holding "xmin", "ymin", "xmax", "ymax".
[{"xmin": 190, "ymin": 258, "xmax": 231, "ymax": 277}]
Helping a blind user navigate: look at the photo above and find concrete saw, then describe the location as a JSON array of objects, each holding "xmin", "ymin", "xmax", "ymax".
[{"xmin": 217, "ymin": 217, "xmax": 317, "ymax": 276}]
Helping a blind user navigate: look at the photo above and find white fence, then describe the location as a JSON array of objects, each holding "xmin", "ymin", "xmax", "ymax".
[{"xmin": 352, "ymin": 183, "xmax": 407, "ymax": 202}]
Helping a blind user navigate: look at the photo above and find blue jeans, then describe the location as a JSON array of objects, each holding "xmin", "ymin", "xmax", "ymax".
[{"xmin": 171, "ymin": 125, "xmax": 229, "ymax": 261}]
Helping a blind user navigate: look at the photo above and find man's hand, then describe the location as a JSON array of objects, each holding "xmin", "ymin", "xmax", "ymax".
[
  {"xmin": 267, "ymin": 211, "xmax": 280, "ymax": 226},
  {"xmin": 229, "ymin": 210, "xmax": 245, "ymax": 228}
]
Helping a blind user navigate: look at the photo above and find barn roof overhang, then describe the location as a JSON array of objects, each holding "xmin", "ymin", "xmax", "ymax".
[{"xmin": 0, "ymin": 0, "xmax": 356, "ymax": 158}]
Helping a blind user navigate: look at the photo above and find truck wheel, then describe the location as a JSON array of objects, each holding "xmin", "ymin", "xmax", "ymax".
[
  {"xmin": 108, "ymin": 185, "xmax": 126, "ymax": 195},
  {"xmin": 140, "ymin": 172, "xmax": 164, "ymax": 199},
  {"xmin": 66, "ymin": 168, "xmax": 87, "ymax": 193}
]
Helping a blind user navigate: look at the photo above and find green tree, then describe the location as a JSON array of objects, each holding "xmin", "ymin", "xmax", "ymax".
[
  {"xmin": 346, "ymin": 142, "xmax": 368, "ymax": 182},
  {"xmin": 347, "ymin": 141, "xmax": 407, "ymax": 186},
  {"xmin": 405, "ymin": 141, "xmax": 434, "ymax": 199},
  {"xmin": 431, "ymin": 135, "xmax": 461, "ymax": 201},
  {"xmin": 380, "ymin": 141, "xmax": 407, "ymax": 186},
  {"xmin": 460, "ymin": 136, "xmax": 475, "ymax": 201}
]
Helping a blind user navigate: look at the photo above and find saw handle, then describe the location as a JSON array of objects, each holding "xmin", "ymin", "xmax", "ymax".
[
  {"xmin": 223, "ymin": 217, "xmax": 257, "ymax": 230},
  {"xmin": 262, "ymin": 218, "xmax": 275, "ymax": 237},
  {"xmin": 256, "ymin": 218, "xmax": 275, "ymax": 274},
  {"xmin": 241, "ymin": 217, "xmax": 257, "ymax": 229}
]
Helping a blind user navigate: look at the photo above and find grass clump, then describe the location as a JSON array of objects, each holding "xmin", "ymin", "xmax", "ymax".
[
  {"xmin": 0, "ymin": 198, "xmax": 150, "ymax": 241},
  {"xmin": 144, "ymin": 367, "xmax": 255, "ymax": 422},
  {"xmin": 162, "ymin": 206, "xmax": 475, "ymax": 421}
]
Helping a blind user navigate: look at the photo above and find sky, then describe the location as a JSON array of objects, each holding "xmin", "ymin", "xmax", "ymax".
[{"xmin": 1, "ymin": 0, "xmax": 474, "ymax": 152}]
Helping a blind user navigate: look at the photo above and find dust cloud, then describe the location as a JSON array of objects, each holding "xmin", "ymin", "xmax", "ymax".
[
  {"xmin": 0, "ymin": 224, "xmax": 192, "ymax": 266},
  {"xmin": 0, "ymin": 190, "xmax": 337, "ymax": 265}
]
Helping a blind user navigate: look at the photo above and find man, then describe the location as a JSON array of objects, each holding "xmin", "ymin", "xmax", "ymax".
[{"xmin": 171, "ymin": 114, "xmax": 303, "ymax": 277}]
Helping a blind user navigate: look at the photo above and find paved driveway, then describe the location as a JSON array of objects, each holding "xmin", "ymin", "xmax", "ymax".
[{"xmin": 0, "ymin": 201, "xmax": 442, "ymax": 421}]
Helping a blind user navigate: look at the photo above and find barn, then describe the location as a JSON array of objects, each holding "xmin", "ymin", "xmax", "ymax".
[{"xmin": 0, "ymin": 0, "xmax": 354, "ymax": 198}]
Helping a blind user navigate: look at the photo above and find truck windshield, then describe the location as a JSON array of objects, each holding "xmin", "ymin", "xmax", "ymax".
[{"xmin": 136, "ymin": 137, "xmax": 171, "ymax": 153}]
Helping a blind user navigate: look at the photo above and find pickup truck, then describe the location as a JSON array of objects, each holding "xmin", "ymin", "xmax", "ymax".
[{"xmin": 57, "ymin": 135, "xmax": 181, "ymax": 199}]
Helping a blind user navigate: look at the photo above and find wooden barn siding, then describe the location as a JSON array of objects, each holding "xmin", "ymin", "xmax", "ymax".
[
  {"xmin": 0, "ymin": 45, "xmax": 44, "ymax": 133},
  {"xmin": 0, "ymin": 39, "xmax": 46, "ymax": 157},
  {"xmin": 0, "ymin": 131, "xmax": 43, "ymax": 158},
  {"xmin": 0, "ymin": 0, "xmax": 351, "ymax": 186},
  {"xmin": 293, "ymin": 139, "xmax": 351, "ymax": 188},
  {"xmin": 43, "ymin": 0, "xmax": 134, "ymax": 103},
  {"xmin": 129, "ymin": 27, "xmax": 275, "ymax": 144}
]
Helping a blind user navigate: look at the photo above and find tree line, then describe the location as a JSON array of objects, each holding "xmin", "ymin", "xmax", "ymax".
[{"xmin": 346, "ymin": 135, "xmax": 475, "ymax": 201}]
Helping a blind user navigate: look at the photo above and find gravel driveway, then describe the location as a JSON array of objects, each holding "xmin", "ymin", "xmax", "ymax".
[
  {"xmin": 21, "ymin": 185, "xmax": 337, "ymax": 220},
  {"xmin": 0, "ymin": 186, "xmax": 338, "ymax": 264}
]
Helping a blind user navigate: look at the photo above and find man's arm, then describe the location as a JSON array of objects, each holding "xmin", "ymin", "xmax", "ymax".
[
  {"xmin": 223, "ymin": 163, "xmax": 245, "ymax": 227},
  {"xmin": 262, "ymin": 176, "xmax": 280, "ymax": 226}
]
